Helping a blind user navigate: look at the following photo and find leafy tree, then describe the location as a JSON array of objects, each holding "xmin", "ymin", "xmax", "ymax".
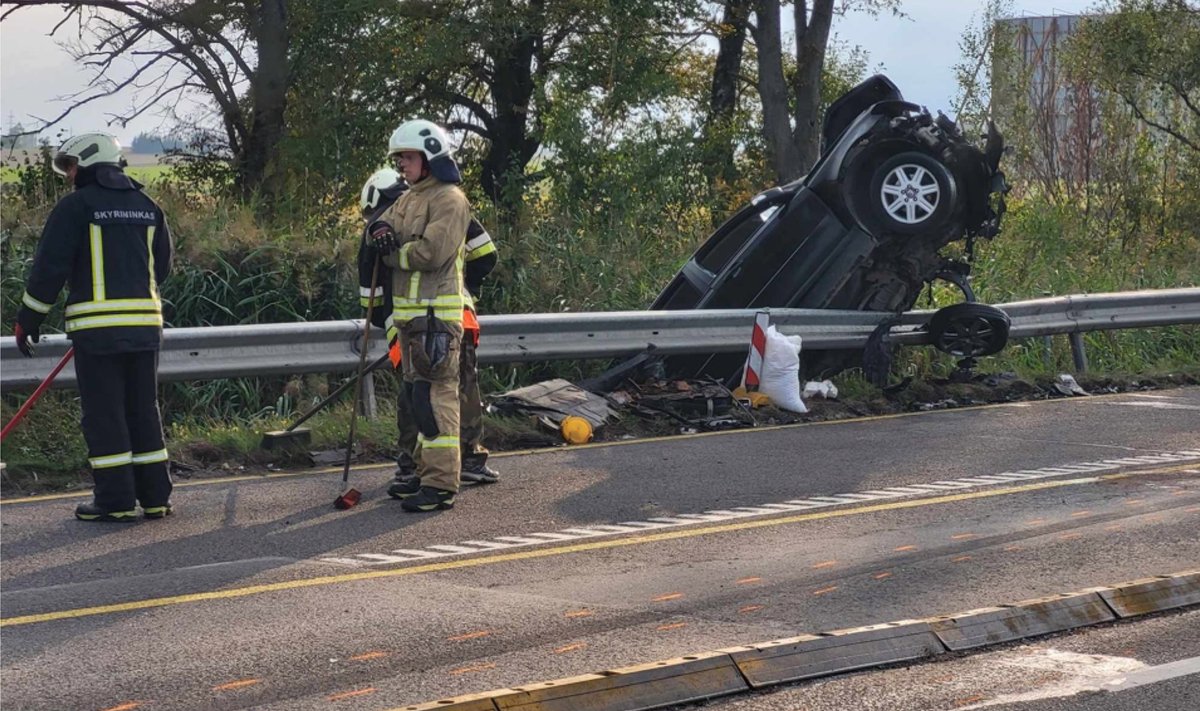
[
  {"xmin": 1065, "ymin": 0, "xmax": 1200, "ymax": 154},
  {"xmin": 1, "ymin": 0, "xmax": 289, "ymax": 202},
  {"xmin": 368, "ymin": 0, "xmax": 704, "ymax": 220}
]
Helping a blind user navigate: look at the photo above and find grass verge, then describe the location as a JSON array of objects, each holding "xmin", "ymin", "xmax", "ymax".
[{"xmin": 4, "ymin": 365, "xmax": 1197, "ymax": 498}]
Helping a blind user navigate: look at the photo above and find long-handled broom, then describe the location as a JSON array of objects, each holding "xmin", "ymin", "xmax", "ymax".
[
  {"xmin": 260, "ymin": 351, "xmax": 390, "ymax": 450},
  {"xmin": 334, "ymin": 255, "xmax": 382, "ymax": 510},
  {"xmin": 2, "ymin": 347, "xmax": 75, "ymax": 442}
]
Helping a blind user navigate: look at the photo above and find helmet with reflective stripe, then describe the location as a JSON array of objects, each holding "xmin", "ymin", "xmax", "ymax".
[
  {"xmin": 53, "ymin": 133, "xmax": 124, "ymax": 176},
  {"xmin": 387, "ymin": 119, "xmax": 462, "ymax": 184},
  {"xmin": 360, "ymin": 167, "xmax": 403, "ymax": 213}
]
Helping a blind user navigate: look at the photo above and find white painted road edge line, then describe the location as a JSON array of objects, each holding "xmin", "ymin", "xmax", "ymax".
[
  {"xmin": 318, "ymin": 449, "xmax": 1200, "ymax": 568},
  {"xmin": 1103, "ymin": 655, "xmax": 1200, "ymax": 691}
]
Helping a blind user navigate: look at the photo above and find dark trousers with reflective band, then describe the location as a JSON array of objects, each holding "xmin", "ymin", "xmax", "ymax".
[
  {"xmin": 75, "ymin": 349, "xmax": 171, "ymax": 511},
  {"xmin": 459, "ymin": 335, "xmax": 488, "ymax": 467},
  {"xmin": 394, "ymin": 335, "xmax": 488, "ymax": 470}
]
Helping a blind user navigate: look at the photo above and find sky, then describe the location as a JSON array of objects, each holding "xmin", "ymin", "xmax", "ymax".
[{"xmin": 0, "ymin": 0, "xmax": 1100, "ymax": 147}]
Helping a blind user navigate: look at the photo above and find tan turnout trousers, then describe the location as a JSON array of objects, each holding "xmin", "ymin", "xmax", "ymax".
[{"xmin": 399, "ymin": 320, "xmax": 463, "ymax": 492}]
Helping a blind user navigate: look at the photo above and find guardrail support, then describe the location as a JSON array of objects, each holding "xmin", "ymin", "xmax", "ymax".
[
  {"xmin": 358, "ymin": 371, "xmax": 378, "ymax": 419},
  {"xmin": 1069, "ymin": 333, "xmax": 1088, "ymax": 373}
]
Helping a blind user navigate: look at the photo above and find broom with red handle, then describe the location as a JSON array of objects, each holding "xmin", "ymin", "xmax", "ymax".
[{"xmin": 2, "ymin": 347, "xmax": 76, "ymax": 442}]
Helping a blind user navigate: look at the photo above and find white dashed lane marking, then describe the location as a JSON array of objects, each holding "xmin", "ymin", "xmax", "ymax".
[{"xmin": 318, "ymin": 449, "xmax": 1200, "ymax": 567}]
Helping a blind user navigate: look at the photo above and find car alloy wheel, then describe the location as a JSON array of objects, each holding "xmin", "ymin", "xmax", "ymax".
[
  {"xmin": 927, "ymin": 303, "xmax": 1011, "ymax": 357},
  {"xmin": 880, "ymin": 162, "xmax": 941, "ymax": 225},
  {"xmin": 857, "ymin": 149, "xmax": 958, "ymax": 236}
]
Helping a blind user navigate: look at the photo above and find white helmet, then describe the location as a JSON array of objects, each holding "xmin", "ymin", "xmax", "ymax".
[
  {"xmin": 359, "ymin": 167, "xmax": 403, "ymax": 213},
  {"xmin": 387, "ymin": 119, "xmax": 452, "ymax": 160},
  {"xmin": 53, "ymin": 133, "xmax": 124, "ymax": 175},
  {"xmin": 387, "ymin": 119, "xmax": 462, "ymax": 184}
]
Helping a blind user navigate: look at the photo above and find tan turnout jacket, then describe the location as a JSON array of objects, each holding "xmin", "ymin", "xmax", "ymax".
[{"xmin": 378, "ymin": 176, "xmax": 470, "ymax": 324}]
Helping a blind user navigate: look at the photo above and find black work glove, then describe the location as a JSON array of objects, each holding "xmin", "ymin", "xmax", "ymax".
[
  {"xmin": 367, "ymin": 220, "xmax": 398, "ymax": 256},
  {"xmin": 14, "ymin": 309, "xmax": 41, "ymax": 358}
]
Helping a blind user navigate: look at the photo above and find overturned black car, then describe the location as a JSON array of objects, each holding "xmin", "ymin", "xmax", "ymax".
[{"xmin": 653, "ymin": 75, "xmax": 1010, "ymax": 380}]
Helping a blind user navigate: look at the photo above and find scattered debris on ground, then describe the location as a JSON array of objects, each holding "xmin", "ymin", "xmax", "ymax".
[{"xmin": 3, "ymin": 370, "xmax": 1197, "ymax": 497}]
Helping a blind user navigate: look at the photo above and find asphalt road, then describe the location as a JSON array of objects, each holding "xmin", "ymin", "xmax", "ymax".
[
  {"xmin": 1, "ymin": 387, "xmax": 1198, "ymax": 711},
  {"xmin": 683, "ymin": 608, "xmax": 1200, "ymax": 711}
]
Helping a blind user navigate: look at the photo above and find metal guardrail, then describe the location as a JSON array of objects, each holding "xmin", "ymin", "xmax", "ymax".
[{"xmin": 2, "ymin": 288, "xmax": 1197, "ymax": 392}]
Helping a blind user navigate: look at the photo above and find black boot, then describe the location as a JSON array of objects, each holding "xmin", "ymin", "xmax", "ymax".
[
  {"xmin": 461, "ymin": 459, "xmax": 500, "ymax": 484},
  {"xmin": 400, "ymin": 486, "xmax": 455, "ymax": 512},
  {"xmin": 75, "ymin": 503, "xmax": 138, "ymax": 523},
  {"xmin": 387, "ymin": 475, "xmax": 421, "ymax": 499}
]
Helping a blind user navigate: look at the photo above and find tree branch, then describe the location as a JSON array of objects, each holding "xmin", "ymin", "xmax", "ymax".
[
  {"xmin": 1119, "ymin": 89, "xmax": 1200, "ymax": 153},
  {"xmin": 446, "ymin": 120, "xmax": 492, "ymax": 141}
]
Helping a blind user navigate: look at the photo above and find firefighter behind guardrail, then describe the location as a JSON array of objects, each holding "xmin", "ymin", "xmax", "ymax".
[{"xmin": 12, "ymin": 133, "xmax": 174, "ymax": 523}]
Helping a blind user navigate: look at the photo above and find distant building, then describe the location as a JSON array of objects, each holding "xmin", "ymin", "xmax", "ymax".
[
  {"xmin": 1, "ymin": 123, "xmax": 39, "ymax": 151},
  {"xmin": 992, "ymin": 15, "xmax": 1097, "ymax": 186}
]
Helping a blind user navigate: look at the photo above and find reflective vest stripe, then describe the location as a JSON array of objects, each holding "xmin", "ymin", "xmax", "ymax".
[
  {"xmin": 66, "ymin": 313, "xmax": 164, "ymax": 332},
  {"xmin": 392, "ymin": 307, "xmax": 463, "ymax": 322},
  {"xmin": 22, "ymin": 291, "xmax": 53, "ymax": 314},
  {"xmin": 65, "ymin": 298, "xmax": 161, "ymax": 317},
  {"xmin": 89, "ymin": 224, "xmax": 106, "ymax": 301},
  {"xmin": 465, "ymin": 232, "xmax": 493, "ymax": 252},
  {"xmin": 391, "ymin": 295, "xmax": 463, "ymax": 307},
  {"xmin": 466, "ymin": 239, "xmax": 497, "ymax": 261},
  {"xmin": 147, "ymin": 225, "xmax": 159, "ymax": 301}
]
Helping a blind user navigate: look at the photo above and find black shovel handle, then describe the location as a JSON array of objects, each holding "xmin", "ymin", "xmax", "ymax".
[{"xmin": 285, "ymin": 351, "xmax": 391, "ymax": 433}]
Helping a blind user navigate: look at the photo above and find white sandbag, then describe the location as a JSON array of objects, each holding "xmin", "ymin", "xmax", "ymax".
[
  {"xmin": 803, "ymin": 379, "xmax": 839, "ymax": 399},
  {"xmin": 759, "ymin": 326, "xmax": 807, "ymax": 413}
]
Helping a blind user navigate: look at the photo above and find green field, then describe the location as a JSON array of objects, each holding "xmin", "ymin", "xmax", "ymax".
[{"xmin": 1, "ymin": 163, "xmax": 173, "ymax": 184}]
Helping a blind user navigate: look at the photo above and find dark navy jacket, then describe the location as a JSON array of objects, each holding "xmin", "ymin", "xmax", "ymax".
[{"xmin": 18, "ymin": 166, "xmax": 173, "ymax": 354}]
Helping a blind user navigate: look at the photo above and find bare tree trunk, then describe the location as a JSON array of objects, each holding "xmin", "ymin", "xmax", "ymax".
[
  {"xmin": 752, "ymin": 0, "xmax": 803, "ymax": 184},
  {"xmin": 478, "ymin": 15, "xmax": 540, "ymax": 223},
  {"xmin": 791, "ymin": 0, "xmax": 834, "ymax": 174},
  {"xmin": 240, "ymin": 0, "xmax": 289, "ymax": 203},
  {"xmin": 704, "ymin": 0, "xmax": 752, "ymax": 190},
  {"xmin": 753, "ymin": 0, "xmax": 836, "ymax": 185}
]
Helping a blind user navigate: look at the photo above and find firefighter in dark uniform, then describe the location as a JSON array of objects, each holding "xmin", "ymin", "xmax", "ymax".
[
  {"xmin": 12, "ymin": 133, "xmax": 174, "ymax": 522},
  {"xmin": 355, "ymin": 167, "xmax": 500, "ymax": 496}
]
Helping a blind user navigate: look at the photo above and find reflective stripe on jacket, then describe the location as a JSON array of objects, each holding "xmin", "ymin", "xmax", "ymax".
[
  {"xmin": 378, "ymin": 177, "xmax": 470, "ymax": 326},
  {"xmin": 18, "ymin": 168, "xmax": 172, "ymax": 354}
]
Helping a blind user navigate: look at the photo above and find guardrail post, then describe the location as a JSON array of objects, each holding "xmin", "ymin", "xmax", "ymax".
[
  {"xmin": 1069, "ymin": 333, "xmax": 1088, "ymax": 373},
  {"xmin": 359, "ymin": 371, "xmax": 378, "ymax": 419}
]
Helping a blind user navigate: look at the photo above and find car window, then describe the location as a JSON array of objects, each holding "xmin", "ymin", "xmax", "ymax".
[{"xmin": 695, "ymin": 202, "xmax": 779, "ymax": 273}]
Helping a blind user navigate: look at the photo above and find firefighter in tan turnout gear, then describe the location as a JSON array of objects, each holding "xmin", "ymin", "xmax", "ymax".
[
  {"xmin": 356, "ymin": 168, "xmax": 500, "ymax": 495},
  {"xmin": 12, "ymin": 133, "xmax": 174, "ymax": 522},
  {"xmin": 365, "ymin": 120, "xmax": 471, "ymax": 512}
]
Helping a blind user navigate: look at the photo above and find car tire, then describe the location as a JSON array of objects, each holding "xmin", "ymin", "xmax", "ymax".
[
  {"xmin": 927, "ymin": 303, "xmax": 1010, "ymax": 357},
  {"xmin": 851, "ymin": 150, "xmax": 958, "ymax": 236}
]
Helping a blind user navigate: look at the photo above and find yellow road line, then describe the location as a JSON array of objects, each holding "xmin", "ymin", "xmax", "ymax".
[
  {"xmin": 1, "ymin": 390, "xmax": 1161, "ymax": 505},
  {"xmin": 4, "ymin": 466, "xmax": 1191, "ymax": 628}
]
